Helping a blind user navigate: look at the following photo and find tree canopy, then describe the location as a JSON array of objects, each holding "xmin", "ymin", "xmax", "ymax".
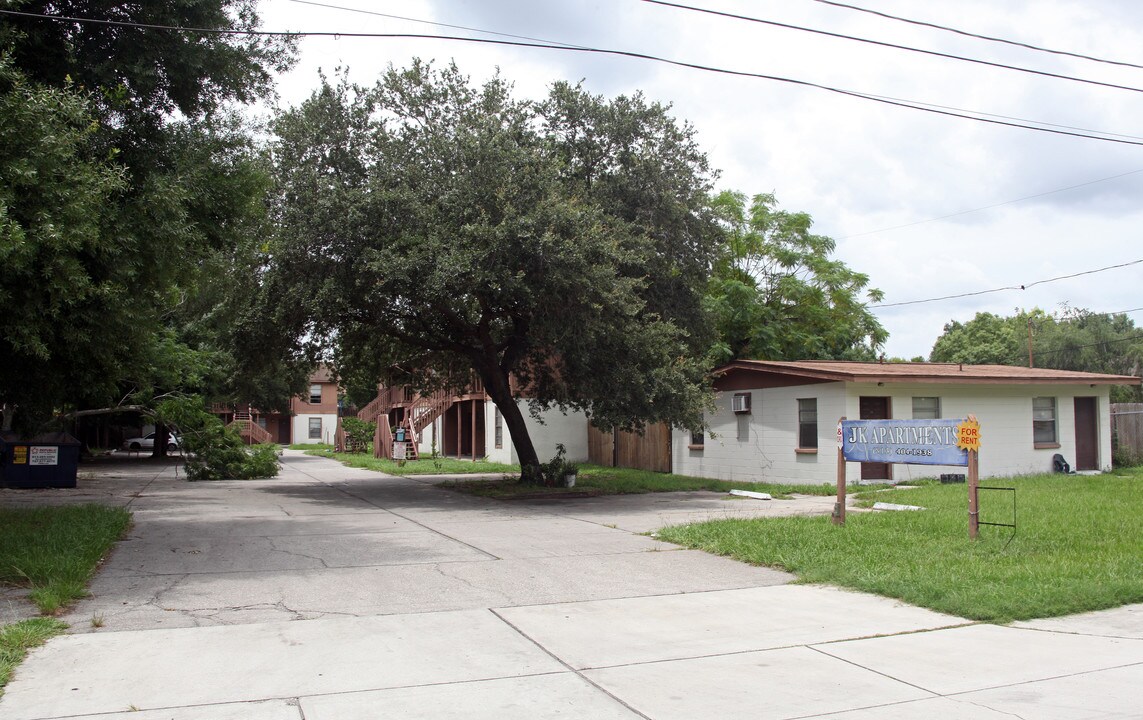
[
  {"xmin": 705, "ymin": 190, "xmax": 886, "ymax": 364},
  {"xmin": 259, "ymin": 62, "xmax": 722, "ymax": 474},
  {"xmin": 0, "ymin": 2, "xmax": 297, "ymax": 435},
  {"xmin": 930, "ymin": 307, "xmax": 1143, "ymax": 401}
]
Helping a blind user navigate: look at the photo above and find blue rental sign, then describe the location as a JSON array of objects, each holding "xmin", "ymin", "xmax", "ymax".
[{"xmin": 841, "ymin": 419, "xmax": 968, "ymax": 467}]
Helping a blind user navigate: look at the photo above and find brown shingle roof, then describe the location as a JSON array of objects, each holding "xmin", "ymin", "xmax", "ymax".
[{"xmin": 718, "ymin": 360, "xmax": 1141, "ymax": 386}]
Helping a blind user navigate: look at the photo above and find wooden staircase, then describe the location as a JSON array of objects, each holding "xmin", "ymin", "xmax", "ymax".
[
  {"xmin": 367, "ymin": 386, "xmax": 463, "ymax": 460},
  {"xmin": 228, "ymin": 411, "xmax": 273, "ymax": 445}
]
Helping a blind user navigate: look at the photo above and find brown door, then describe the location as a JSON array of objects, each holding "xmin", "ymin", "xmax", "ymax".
[
  {"xmin": 1074, "ymin": 397, "xmax": 1098, "ymax": 471},
  {"xmin": 860, "ymin": 396, "xmax": 892, "ymax": 480}
]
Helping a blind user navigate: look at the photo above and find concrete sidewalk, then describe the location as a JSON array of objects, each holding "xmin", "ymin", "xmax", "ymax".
[{"xmin": 1, "ymin": 450, "xmax": 1141, "ymax": 719}]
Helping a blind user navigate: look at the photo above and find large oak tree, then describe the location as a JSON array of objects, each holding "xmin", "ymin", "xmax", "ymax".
[{"xmin": 260, "ymin": 62, "xmax": 722, "ymax": 476}]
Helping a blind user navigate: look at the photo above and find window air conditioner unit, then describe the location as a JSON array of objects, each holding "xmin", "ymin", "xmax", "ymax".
[{"xmin": 732, "ymin": 393, "xmax": 751, "ymax": 414}]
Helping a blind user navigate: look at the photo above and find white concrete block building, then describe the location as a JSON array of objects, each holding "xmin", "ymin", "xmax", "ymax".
[{"xmin": 673, "ymin": 360, "xmax": 1140, "ymax": 485}]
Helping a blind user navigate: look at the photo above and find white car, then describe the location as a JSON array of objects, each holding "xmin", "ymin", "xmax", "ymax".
[{"xmin": 122, "ymin": 432, "xmax": 180, "ymax": 452}]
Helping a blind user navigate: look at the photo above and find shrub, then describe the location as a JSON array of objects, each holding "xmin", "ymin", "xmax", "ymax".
[{"xmin": 341, "ymin": 417, "xmax": 376, "ymax": 453}]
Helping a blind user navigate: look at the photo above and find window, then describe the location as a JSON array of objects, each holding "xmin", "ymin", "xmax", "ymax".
[
  {"xmin": 494, "ymin": 408, "xmax": 503, "ymax": 449},
  {"xmin": 1033, "ymin": 397, "xmax": 1057, "ymax": 445},
  {"xmin": 309, "ymin": 384, "xmax": 322, "ymax": 404},
  {"xmin": 689, "ymin": 428, "xmax": 705, "ymax": 449},
  {"xmin": 256, "ymin": 417, "xmax": 267, "ymax": 430},
  {"xmin": 912, "ymin": 397, "xmax": 940, "ymax": 420},
  {"xmin": 798, "ymin": 399, "xmax": 818, "ymax": 449},
  {"xmin": 308, "ymin": 417, "xmax": 322, "ymax": 440}
]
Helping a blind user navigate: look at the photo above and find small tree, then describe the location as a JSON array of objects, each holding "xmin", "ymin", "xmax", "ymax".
[{"xmin": 705, "ymin": 191, "xmax": 886, "ymax": 363}]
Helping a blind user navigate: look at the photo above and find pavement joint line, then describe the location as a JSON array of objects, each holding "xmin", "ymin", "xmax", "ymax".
[
  {"xmin": 1010, "ymin": 623, "xmax": 1143, "ymax": 641},
  {"xmin": 89, "ymin": 556, "xmax": 519, "ymax": 578},
  {"xmin": 943, "ymin": 695, "xmax": 1031, "ymax": 720},
  {"xmin": 806, "ymin": 642, "xmax": 943, "ymax": 697},
  {"xmin": 488, "ymin": 607, "xmax": 655, "ymax": 720},
  {"xmin": 320, "ymin": 480, "xmax": 507, "ymax": 562},
  {"xmin": 936, "ymin": 657, "xmax": 1143, "ymax": 699}
]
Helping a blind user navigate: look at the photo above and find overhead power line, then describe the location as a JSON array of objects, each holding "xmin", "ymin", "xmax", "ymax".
[
  {"xmin": 871, "ymin": 259, "xmax": 1143, "ymax": 309},
  {"xmin": 285, "ymin": 0, "xmax": 590, "ymax": 49},
  {"xmin": 286, "ymin": 1, "xmax": 1143, "ymax": 143},
  {"xmin": 640, "ymin": 0, "xmax": 1143, "ymax": 95},
  {"xmin": 4, "ymin": 9, "xmax": 1143, "ymax": 148},
  {"xmin": 812, "ymin": 0, "xmax": 1143, "ymax": 71},
  {"xmin": 840, "ymin": 167, "xmax": 1143, "ymax": 240}
]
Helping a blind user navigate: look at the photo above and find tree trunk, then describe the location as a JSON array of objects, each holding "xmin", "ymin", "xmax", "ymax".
[
  {"xmin": 479, "ymin": 366, "xmax": 541, "ymax": 481},
  {"xmin": 1, "ymin": 403, "xmax": 12, "ymax": 432},
  {"xmin": 151, "ymin": 422, "xmax": 170, "ymax": 458}
]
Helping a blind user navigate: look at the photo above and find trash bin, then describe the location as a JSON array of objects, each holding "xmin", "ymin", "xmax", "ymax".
[{"xmin": 0, "ymin": 432, "xmax": 80, "ymax": 488}]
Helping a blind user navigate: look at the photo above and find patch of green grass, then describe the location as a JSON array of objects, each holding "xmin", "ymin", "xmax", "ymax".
[
  {"xmin": 445, "ymin": 464, "xmax": 839, "ymax": 498},
  {"xmin": 309, "ymin": 450, "xmax": 520, "ymax": 476},
  {"xmin": 658, "ymin": 469, "xmax": 1143, "ymax": 623},
  {"xmin": 0, "ymin": 505, "xmax": 132, "ymax": 615},
  {"xmin": 0, "ymin": 618, "xmax": 67, "ymax": 697},
  {"xmin": 288, "ymin": 442, "xmax": 333, "ymax": 451}
]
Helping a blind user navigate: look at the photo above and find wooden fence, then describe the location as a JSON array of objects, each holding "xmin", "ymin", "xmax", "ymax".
[
  {"xmin": 588, "ymin": 423, "xmax": 672, "ymax": 473},
  {"xmin": 1111, "ymin": 403, "xmax": 1143, "ymax": 460}
]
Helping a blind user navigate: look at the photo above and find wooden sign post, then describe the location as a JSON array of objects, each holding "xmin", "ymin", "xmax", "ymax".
[
  {"xmin": 957, "ymin": 415, "xmax": 982, "ymax": 539},
  {"xmin": 833, "ymin": 417, "xmax": 846, "ymax": 525}
]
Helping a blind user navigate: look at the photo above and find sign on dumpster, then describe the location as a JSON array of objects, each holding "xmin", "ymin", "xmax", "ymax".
[
  {"xmin": 29, "ymin": 447, "xmax": 59, "ymax": 466},
  {"xmin": 841, "ymin": 419, "xmax": 970, "ymax": 467}
]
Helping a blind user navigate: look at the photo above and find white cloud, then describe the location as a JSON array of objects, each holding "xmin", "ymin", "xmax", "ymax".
[{"xmin": 259, "ymin": 0, "xmax": 1143, "ymax": 359}]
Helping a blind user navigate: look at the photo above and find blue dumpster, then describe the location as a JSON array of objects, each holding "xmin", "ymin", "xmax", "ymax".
[{"xmin": 0, "ymin": 432, "xmax": 80, "ymax": 488}]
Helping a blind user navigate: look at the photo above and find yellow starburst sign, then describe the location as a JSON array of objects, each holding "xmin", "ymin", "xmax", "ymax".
[{"xmin": 956, "ymin": 417, "xmax": 981, "ymax": 452}]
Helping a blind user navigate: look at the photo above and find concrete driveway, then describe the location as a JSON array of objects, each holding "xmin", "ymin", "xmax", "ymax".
[{"xmin": 1, "ymin": 450, "xmax": 1141, "ymax": 719}]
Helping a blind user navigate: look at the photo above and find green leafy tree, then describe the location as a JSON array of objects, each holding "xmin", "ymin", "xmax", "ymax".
[
  {"xmin": 705, "ymin": 190, "xmax": 886, "ymax": 363},
  {"xmin": 930, "ymin": 307, "xmax": 1143, "ymax": 401},
  {"xmin": 929, "ymin": 311, "xmax": 1026, "ymax": 366},
  {"xmin": 0, "ymin": 3, "xmax": 296, "ymax": 439},
  {"xmin": 0, "ymin": 57, "xmax": 126, "ymax": 431},
  {"xmin": 259, "ymin": 62, "xmax": 721, "ymax": 479}
]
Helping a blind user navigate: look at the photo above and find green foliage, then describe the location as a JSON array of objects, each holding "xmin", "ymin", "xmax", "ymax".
[
  {"xmin": 659, "ymin": 470, "xmax": 1143, "ymax": 623},
  {"xmin": 157, "ymin": 396, "xmax": 279, "ymax": 480},
  {"xmin": 312, "ymin": 449, "xmax": 519, "ymax": 476},
  {"xmin": 705, "ymin": 191, "xmax": 886, "ymax": 364},
  {"xmin": 0, "ymin": 4, "xmax": 299, "ymax": 431},
  {"xmin": 341, "ymin": 417, "xmax": 376, "ymax": 453},
  {"xmin": 0, "ymin": 504, "xmax": 130, "ymax": 614},
  {"xmin": 262, "ymin": 61, "xmax": 722, "ymax": 472},
  {"xmin": 930, "ymin": 307, "xmax": 1143, "ymax": 401}
]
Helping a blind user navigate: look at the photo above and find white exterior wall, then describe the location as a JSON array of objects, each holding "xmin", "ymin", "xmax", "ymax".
[
  {"xmin": 484, "ymin": 401, "xmax": 589, "ymax": 465},
  {"xmin": 673, "ymin": 383, "xmax": 848, "ymax": 485},
  {"xmin": 674, "ymin": 381, "xmax": 1113, "ymax": 485},
  {"xmin": 292, "ymin": 414, "xmax": 337, "ymax": 445},
  {"xmin": 840, "ymin": 383, "xmax": 1113, "ymax": 482}
]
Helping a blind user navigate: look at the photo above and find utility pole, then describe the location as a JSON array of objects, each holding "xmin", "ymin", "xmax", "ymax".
[{"xmin": 1027, "ymin": 316, "xmax": 1034, "ymax": 368}]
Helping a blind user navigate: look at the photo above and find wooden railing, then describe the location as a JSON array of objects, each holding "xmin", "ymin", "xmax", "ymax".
[
  {"xmin": 358, "ymin": 394, "xmax": 389, "ymax": 423},
  {"xmin": 227, "ymin": 418, "xmax": 273, "ymax": 445}
]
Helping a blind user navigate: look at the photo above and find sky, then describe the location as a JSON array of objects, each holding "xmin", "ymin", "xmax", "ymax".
[{"xmin": 257, "ymin": 0, "xmax": 1143, "ymax": 361}]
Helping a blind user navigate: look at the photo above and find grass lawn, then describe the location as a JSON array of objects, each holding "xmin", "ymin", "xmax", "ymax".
[
  {"xmin": 443, "ymin": 465, "xmax": 839, "ymax": 498},
  {"xmin": 308, "ymin": 449, "xmax": 521, "ymax": 476},
  {"xmin": 658, "ymin": 468, "xmax": 1143, "ymax": 623},
  {"xmin": 0, "ymin": 504, "xmax": 131, "ymax": 697},
  {"xmin": 0, "ymin": 504, "xmax": 131, "ymax": 615}
]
